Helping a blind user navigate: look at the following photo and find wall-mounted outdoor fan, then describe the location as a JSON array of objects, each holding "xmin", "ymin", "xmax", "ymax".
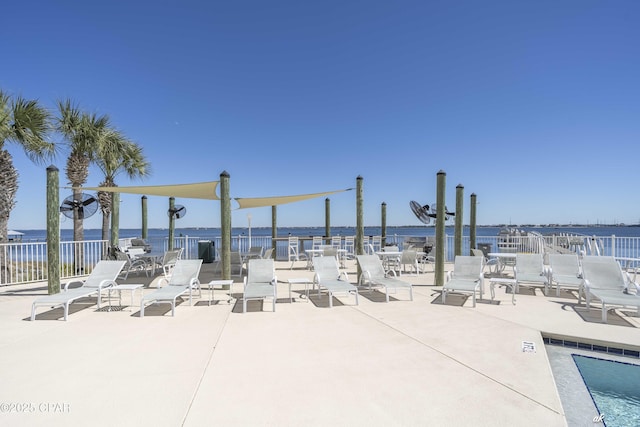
[
  {"xmin": 410, "ymin": 200, "xmax": 455, "ymax": 225},
  {"xmin": 168, "ymin": 205, "xmax": 187, "ymax": 219},
  {"xmin": 60, "ymin": 193, "xmax": 99, "ymax": 220},
  {"xmin": 410, "ymin": 201, "xmax": 434, "ymax": 224}
]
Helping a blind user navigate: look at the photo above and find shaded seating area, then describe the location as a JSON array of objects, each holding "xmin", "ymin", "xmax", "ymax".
[
  {"xmin": 31, "ymin": 260, "xmax": 126, "ymax": 321},
  {"xmin": 242, "ymin": 258, "xmax": 277, "ymax": 313},
  {"xmin": 140, "ymin": 259, "xmax": 203, "ymax": 317},
  {"xmin": 442, "ymin": 256, "xmax": 484, "ymax": 307},
  {"xmin": 312, "ymin": 256, "xmax": 358, "ymax": 308},
  {"xmin": 356, "ymin": 255, "xmax": 413, "ymax": 302},
  {"xmin": 581, "ymin": 256, "xmax": 640, "ymax": 323}
]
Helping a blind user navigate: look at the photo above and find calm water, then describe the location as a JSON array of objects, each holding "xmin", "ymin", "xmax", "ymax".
[
  {"xmin": 11, "ymin": 225, "xmax": 640, "ymax": 242},
  {"xmin": 572, "ymin": 354, "xmax": 640, "ymax": 427}
]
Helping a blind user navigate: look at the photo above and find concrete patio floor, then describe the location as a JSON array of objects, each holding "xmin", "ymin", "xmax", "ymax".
[{"xmin": 1, "ymin": 258, "xmax": 639, "ymax": 426}]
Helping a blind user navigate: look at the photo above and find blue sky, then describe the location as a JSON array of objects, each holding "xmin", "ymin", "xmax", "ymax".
[{"xmin": 2, "ymin": 0, "xmax": 640, "ymax": 230}]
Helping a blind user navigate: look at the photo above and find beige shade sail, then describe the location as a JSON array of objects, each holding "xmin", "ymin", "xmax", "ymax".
[
  {"xmin": 75, "ymin": 181, "xmax": 220, "ymax": 200},
  {"xmin": 235, "ymin": 188, "xmax": 353, "ymax": 209}
]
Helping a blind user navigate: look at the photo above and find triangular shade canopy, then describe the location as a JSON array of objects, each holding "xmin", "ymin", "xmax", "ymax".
[
  {"xmin": 76, "ymin": 181, "xmax": 220, "ymax": 200},
  {"xmin": 235, "ymin": 188, "xmax": 353, "ymax": 209}
]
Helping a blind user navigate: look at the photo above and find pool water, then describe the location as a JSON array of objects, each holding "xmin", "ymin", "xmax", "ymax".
[{"xmin": 572, "ymin": 354, "xmax": 640, "ymax": 427}]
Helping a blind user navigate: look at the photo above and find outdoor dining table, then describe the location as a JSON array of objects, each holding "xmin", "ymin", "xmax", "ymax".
[
  {"xmin": 487, "ymin": 252, "xmax": 517, "ymax": 275},
  {"xmin": 375, "ymin": 251, "xmax": 403, "ymax": 275},
  {"xmin": 134, "ymin": 252, "xmax": 164, "ymax": 276}
]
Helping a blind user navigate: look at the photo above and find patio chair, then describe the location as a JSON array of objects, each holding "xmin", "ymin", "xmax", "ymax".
[
  {"xmin": 515, "ymin": 253, "xmax": 550, "ymax": 295},
  {"xmin": 372, "ymin": 236, "xmax": 382, "ymax": 253},
  {"xmin": 548, "ymin": 253, "xmax": 584, "ymax": 298},
  {"xmin": 30, "ymin": 260, "xmax": 127, "ymax": 321},
  {"xmin": 471, "ymin": 248, "xmax": 499, "ymax": 275},
  {"xmin": 287, "ymin": 236, "xmax": 307, "ymax": 269},
  {"xmin": 111, "ymin": 247, "xmax": 149, "ymax": 280},
  {"xmin": 331, "ymin": 236, "xmax": 341, "ymax": 250},
  {"xmin": 356, "ymin": 255, "xmax": 413, "ymax": 302},
  {"xmin": 312, "ymin": 256, "xmax": 359, "ymax": 308},
  {"xmin": 140, "ymin": 259, "xmax": 203, "ymax": 317},
  {"xmin": 400, "ymin": 250, "xmax": 420, "ymax": 275},
  {"xmin": 244, "ymin": 246, "xmax": 264, "ymax": 261},
  {"xmin": 581, "ymin": 256, "xmax": 640, "ymax": 323},
  {"xmin": 343, "ymin": 236, "xmax": 355, "ymax": 259},
  {"xmin": 156, "ymin": 248, "xmax": 184, "ymax": 279},
  {"xmin": 210, "ymin": 250, "xmax": 245, "ymax": 277},
  {"xmin": 242, "ymin": 258, "xmax": 277, "ymax": 313},
  {"xmin": 312, "ymin": 236, "xmax": 323, "ymax": 250},
  {"xmin": 442, "ymin": 256, "xmax": 484, "ymax": 307},
  {"xmin": 262, "ymin": 248, "xmax": 274, "ymax": 259}
]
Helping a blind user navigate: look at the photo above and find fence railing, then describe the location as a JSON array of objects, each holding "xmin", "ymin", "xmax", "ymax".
[{"xmin": 2, "ymin": 234, "xmax": 639, "ymax": 286}]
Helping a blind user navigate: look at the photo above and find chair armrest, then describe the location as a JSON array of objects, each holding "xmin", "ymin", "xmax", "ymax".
[
  {"xmin": 358, "ymin": 271, "xmax": 372, "ymax": 285},
  {"xmin": 64, "ymin": 279, "xmax": 84, "ymax": 291},
  {"xmin": 99, "ymin": 280, "xmax": 118, "ymax": 291}
]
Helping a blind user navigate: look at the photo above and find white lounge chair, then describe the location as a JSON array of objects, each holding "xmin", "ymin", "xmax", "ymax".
[
  {"xmin": 548, "ymin": 253, "xmax": 584, "ymax": 298},
  {"xmin": 140, "ymin": 259, "xmax": 203, "ymax": 317},
  {"xmin": 312, "ymin": 256, "xmax": 358, "ymax": 308},
  {"xmin": 242, "ymin": 258, "xmax": 277, "ymax": 313},
  {"xmin": 30, "ymin": 260, "xmax": 127, "ymax": 321},
  {"xmin": 442, "ymin": 256, "xmax": 484, "ymax": 307},
  {"xmin": 356, "ymin": 255, "xmax": 413, "ymax": 302},
  {"xmin": 581, "ymin": 256, "xmax": 640, "ymax": 323},
  {"xmin": 515, "ymin": 253, "xmax": 549, "ymax": 295}
]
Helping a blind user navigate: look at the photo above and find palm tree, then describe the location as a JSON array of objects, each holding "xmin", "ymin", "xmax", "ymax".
[
  {"xmin": 56, "ymin": 99, "xmax": 110, "ymax": 242},
  {"xmin": 93, "ymin": 128, "xmax": 150, "ymax": 242},
  {"xmin": 0, "ymin": 89, "xmax": 55, "ymax": 244}
]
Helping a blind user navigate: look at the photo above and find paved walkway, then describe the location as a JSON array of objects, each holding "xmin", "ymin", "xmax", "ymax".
[{"xmin": 1, "ymin": 259, "xmax": 638, "ymax": 426}]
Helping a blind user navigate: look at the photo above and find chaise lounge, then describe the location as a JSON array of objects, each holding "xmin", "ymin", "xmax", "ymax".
[
  {"xmin": 356, "ymin": 255, "xmax": 413, "ymax": 302},
  {"xmin": 30, "ymin": 260, "xmax": 127, "ymax": 321},
  {"xmin": 140, "ymin": 259, "xmax": 203, "ymax": 317}
]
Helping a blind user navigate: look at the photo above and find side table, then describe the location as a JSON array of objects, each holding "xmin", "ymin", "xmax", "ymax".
[
  {"xmin": 205, "ymin": 280, "xmax": 234, "ymax": 305},
  {"xmin": 108, "ymin": 284, "xmax": 144, "ymax": 311},
  {"xmin": 287, "ymin": 278, "xmax": 313, "ymax": 302},
  {"xmin": 488, "ymin": 278, "xmax": 516, "ymax": 305}
]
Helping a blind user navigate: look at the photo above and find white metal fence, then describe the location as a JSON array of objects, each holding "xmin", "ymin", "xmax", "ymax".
[{"xmin": 2, "ymin": 233, "xmax": 639, "ymax": 286}]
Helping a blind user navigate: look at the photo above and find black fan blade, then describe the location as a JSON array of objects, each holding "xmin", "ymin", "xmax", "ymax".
[
  {"xmin": 82, "ymin": 196, "xmax": 96, "ymax": 206},
  {"xmin": 78, "ymin": 207, "xmax": 85, "ymax": 220}
]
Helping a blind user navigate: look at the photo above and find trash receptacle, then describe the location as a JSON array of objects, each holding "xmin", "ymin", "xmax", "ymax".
[
  {"xmin": 198, "ymin": 240, "xmax": 214, "ymax": 263},
  {"xmin": 477, "ymin": 243, "xmax": 492, "ymax": 258}
]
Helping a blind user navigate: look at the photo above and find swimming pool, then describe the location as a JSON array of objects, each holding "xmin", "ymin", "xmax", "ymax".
[
  {"xmin": 572, "ymin": 354, "xmax": 640, "ymax": 427},
  {"xmin": 546, "ymin": 344, "xmax": 640, "ymax": 427}
]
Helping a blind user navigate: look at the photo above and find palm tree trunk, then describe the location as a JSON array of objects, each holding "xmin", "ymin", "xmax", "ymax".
[{"xmin": 0, "ymin": 150, "xmax": 18, "ymax": 276}]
